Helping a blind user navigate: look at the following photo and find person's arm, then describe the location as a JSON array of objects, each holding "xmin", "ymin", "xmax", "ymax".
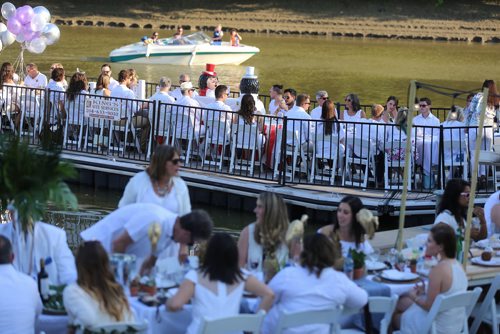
[
  {"xmin": 237, "ymin": 33, "xmax": 242, "ymax": 41},
  {"xmin": 409, "ymin": 264, "xmax": 443, "ymax": 311},
  {"xmin": 360, "ymin": 110, "xmax": 367, "ymax": 119},
  {"xmin": 112, "ymin": 230, "xmax": 134, "ymax": 253},
  {"xmin": 244, "ymin": 275, "xmax": 275, "ymax": 311},
  {"xmin": 471, "ymin": 206, "xmax": 488, "ymax": 241},
  {"xmin": 63, "ymin": 285, "xmax": 98, "ymax": 327},
  {"xmin": 140, "ymin": 255, "xmax": 158, "ymax": 276},
  {"xmin": 118, "ymin": 174, "xmax": 139, "ymax": 208},
  {"xmin": 342, "ymin": 277, "xmax": 368, "ymax": 309},
  {"xmin": 55, "ymin": 230, "xmax": 78, "ymax": 284},
  {"xmin": 237, "ymin": 226, "xmax": 250, "ymax": 268},
  {"xmin": 166, "ymin": 279, "xmax": 195, "ymax": 311}
]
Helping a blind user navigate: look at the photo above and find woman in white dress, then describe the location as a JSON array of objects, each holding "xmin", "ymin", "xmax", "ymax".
[
  {"xmin": 340, "ymin": 93, "xmax": 366, "ymax": 134},
  {"xmin": 232, "ymin": 94, "xmax": 265, "ymax": 146},
  {"xmin": 94, "ymin": 74, "xmax": 111, "ymax": 97},
  {"xmin": 262, "ymin": 233, "xmax": 368, "ymax": 334},
  {"xmin": 268, "ymin": 84, "xmax": 287, "ymax": 116},
  {"xmin": 434, "ymin": 178, "xmax": 487, "ymax": 241},
  {"xmin": 237, "ymin": 192, "xmax": 291, "ymax": 275},
  {"xmin": 393, "ymin": 223, "xmax": 468, "ymax": 334},
  {"xmin": 167, "ymin": 233, "xmax": 274, "ymax": 334},
  {"xmin": 318, "ymin": 196, "xmax": 377, "ymax": 258},
  {"xmin": 63, "ymin": 241, "xmax": 135, "ymax": 333},
  {"xmin": 62, "ymin": 72, "xmax": 89, "ymax": 139},
  {"xmin": 315, "ymin": 99, "xmax": 345, "ymax": 170}
]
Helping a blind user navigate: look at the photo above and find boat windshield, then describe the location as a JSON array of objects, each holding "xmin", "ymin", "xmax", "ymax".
[{"xmin": 161, "ymin": 32, "xmax": 212, "ymax": 46}]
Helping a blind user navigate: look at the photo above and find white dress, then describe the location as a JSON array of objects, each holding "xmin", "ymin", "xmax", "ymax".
[
  {"xmin": 340, "ymin": 239, "xmax": 374, "ymax": 258},
  {"xmin": 343, "ymin": 109, "xmax": 363, "ymax": 134},
  {"xmin": 185, "ymin": 270, "xmax": 247, "ymax": 334},
  {"xmin": 247, "ymin": 223, "xmax": 289, "ymax": 272},
  {"xmin": 400, "ymin": 261, "xmax": 467, "ymax": 334}
]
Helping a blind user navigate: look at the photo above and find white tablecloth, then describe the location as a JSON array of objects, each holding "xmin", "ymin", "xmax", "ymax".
[
  {"xmin": 366, "ymin": 275, "xmax": 425, "ymax": 296},
  {"xmin": 415, "ymin": 135, "xmax": 439, "ymax": 175}
]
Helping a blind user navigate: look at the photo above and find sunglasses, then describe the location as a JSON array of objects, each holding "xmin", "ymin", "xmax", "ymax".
[
  {"xmin": 320, "ymin": 97, "xmax": 329, "ymax": 101},
  {"xmin": 460, "ymin": 192, "xmax": 470, "ymax": 198},
  {"xmin": 170, "ymin": 158, "xmax": 181, "ymax": 165},
  {"xmin": 419, "ymin": 104, "xmax": 428, "ymax": 108},
  {"xmin": 283, "ymin": 96, "xmax": 291, "ymax": 99},
  {"xmin": 345, "ymin": 99, "xmax": 352, "ymax": 102}
]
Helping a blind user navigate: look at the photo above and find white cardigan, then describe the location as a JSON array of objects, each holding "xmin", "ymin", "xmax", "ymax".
[{"xmin": 118, "ymin": 171, "xmax": 191, "ymax": 215}]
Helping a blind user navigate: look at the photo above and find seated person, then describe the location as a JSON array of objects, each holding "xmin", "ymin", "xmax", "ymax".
[
  {"xmin": 63, "ymin": 241, "xmax": 135, "ymax": 332},
  {"xmin": 262, "ymin": 233, "xmax": 368, "ymax": 334},
  {"xmin": 167, "ymin": 233, "xmax": 274, "ymax": 334},
  {"xmin": 0, "ymin": 235, "xmax": 43, "ymax": 334}
]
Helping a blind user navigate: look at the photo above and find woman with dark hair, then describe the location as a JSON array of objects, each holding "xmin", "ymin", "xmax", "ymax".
[
  {"xmin": 319, "ymin": 196, "xmax": 378, "ymax": 257},
  {"xmin": 233, "ymin": 94, "xmax": 265, "ymax": 145},
  {"xmin": 238, "ymin": 192, "xmax": 291, "ymax": 272},
  {"xmin": 268, "ymin": 84, "xmax": 287, "ymax": 115},
  {"xmin": 63, "ymin": 241, "xmax": 135, "ymax": 332},
  {"xmin": 62, "ymin": 71, "xmax": 89, "ymax": 133},
  {"xmin": 167, "ymin": 233, "xmax": 274, "ymax": 334},
  {"xmin": 315, "ymin": 99, "xmax": 345, "ymax": 168},
  {"xmin": 119, "ymin": 145, "xmax": 191, "ymax": 215},
  {"xmin": 465, "ymin": 80, "xmax": 500, "ymax": 187},
  {"xmin": 341, "ymin": 93, "xmax": 366, "ymax": 134},
  {"xmin": 386, "ymin": 96, "xmax": 399, "ymax": 122},
  {"xmin": 393, "ymin": 223, "xmax": 468, "ymax": 333},
  {"xmin": 434, "ymin": 179, "xmax": 487, "ymax": 241},
  {"xmin": 262, "ymin": 233, "xmax": 368, "ymax": 334}
]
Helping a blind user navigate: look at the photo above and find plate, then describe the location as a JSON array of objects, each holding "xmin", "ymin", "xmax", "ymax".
[
  {"xmin": 471, "ymin": 257, "xmax": 500, "ymax": 267},
  {"xmin": 380, "ymin": 269, "xmax": 420, "ymax": 282},
  {"xmin": 156, "ymin": 278, "xmax": 177, "ymax": 289},
  {"xmin": 42, "ymin": 307, "xmax": 67, "ymax": 316},
  {"xmin": 475, "ymin": 239, "xmax": 500, "ymax": 250},
  {"xmin": 365, "ymin": 260, "xmax": 386, "ymax": 271}
]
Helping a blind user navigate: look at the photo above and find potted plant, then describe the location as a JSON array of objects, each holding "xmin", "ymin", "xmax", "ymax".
[{"xmin": 349, "ymin": 249, "xmax": 366, "ymax": 280}]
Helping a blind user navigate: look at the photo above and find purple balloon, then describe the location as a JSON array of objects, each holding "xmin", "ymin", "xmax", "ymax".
[
  {"xmin": 7, "ymin": 17, "xmax": 22, "ymax": 35},
  {"xmin": 23, "ymin": 23, "xmax": 37, "ymax": 42},
  {"xmin": 16, "ymin": 5, "xmax": 34, "ymax": 25}
]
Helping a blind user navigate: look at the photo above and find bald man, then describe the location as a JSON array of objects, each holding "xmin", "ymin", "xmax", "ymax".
[{"xmin": 483, "ymin": 190, "xmax": 500, "ymax": 237}]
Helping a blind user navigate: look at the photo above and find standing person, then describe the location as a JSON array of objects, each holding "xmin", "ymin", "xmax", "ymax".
[
  {"xmin": 318, "ymin": 196, "xmax": 377, "ymax": 257},
  {"xmin": 393, "ymin": 223, "xmax": 468, "ymax": 334},
  {"xmin": 212, "ymin": 24, "xmax": 223, "ymax": 45},
  {"xmin": 261, "ymin": 233, "xmax": 368, "ymax": 334},
  {"xmin": 310, "ymin": 90, "xmax": 330, "ymax": 120},
  {"xmin": 286, "ymin": 94, "xmax": 313, "ymax": 150},
  {"xmin": 230, "ymin": 28, "xmax": 242, "ymax": 46},
  {"xmin": 24, "ymin": 63, "xmax": 47, "ymax": 88},
  {"xmin": 268, "ymin": 84, "xmax": 287, "ymax": 115},
  {"xmin": 434, "ymin": 179, "xmax": 487, "ymax": 242},
  {"xmin": 465, "ymin": 80, "xmax": 499, "ymax": 189},
  {"xmin": 63, "ymin": 241, "xmax": 135, "ymax": 332},
  {"xmin": 237, "ymin": 192, "xmax": 291, "ymax": 272},
  {"xmin": 101, "ymin": 64, "xmax": 118, "ymax": 90},
  {"xmin": 0, "ymin": 236, "xmax": 42, "ymax": 334},
  {"xmin": 119, "ymin": 145, "xmax": 191, "ymax": 215},
  {"xmin": 167, "ymin": 233, "xmax": 274, "ymax": 334}
]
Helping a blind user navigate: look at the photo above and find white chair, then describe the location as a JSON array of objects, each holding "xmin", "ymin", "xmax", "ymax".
[
  {"xmin": 84, "ymin": 321, "xmax": 148, "ymax": 334},
  {"xmin": 384, "ymin": 140, "xmax": 412, "ymax": 190},
  {"xmin": 197, "ymin": 310, "xmax": 266, "ymax": 334},
  {"xmin": 273, "ymin": 128, "xmax": 307, "ymax": 181},
  {"xmin": 275, "ymin": 305, "xmax": 343, "ymax": 334},
  {"xmin": 19, "ymin": 93, "xmax": 43, "ymax": 138},
  {"xmin": 341, "ymin": 295, "xmax": 399, "ymax": 334},
  {"xmin": 62, "ymin": 96, "xmax": 87, "ymax": 149},
  {"xmin": 394, "ymin": 287, "xmax": 482, "ymax": 334},
  {"xmin": 171, "ymin": 108, "xmax": 203, "ymax": 164},
  {"xmin": 310, "ymin": 133, "xmax": 341, "ymax": 185},
  {"xmin": 441, "ymin": 138, "xmax": 468, "ymax": 184},
  {"xmin": 229, "ymin": 122, "xmax": 262, "ymax": 176},
  {"xmin": 343, "ymin": 137, "xmax": 376, "ymax": 188},
  {"xmin": 203, "ymin": 119, "xmax": 231, "ymax": 171},
  {"xmin": 471, "ymin": 274, "xmax": 500, "ymax": 334}
]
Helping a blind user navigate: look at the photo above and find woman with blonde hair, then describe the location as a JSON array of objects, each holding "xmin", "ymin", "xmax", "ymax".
[
  {"xmin": 238, "ymin": 192, "xmax": 291, "ymax": 273},
  {"xmin": 95, "ymin": 74, "xmax": 111, "ymax": 96},
  {"xmin": 63, "ymin": 241, "xmax": 135, "ymax": 332}
]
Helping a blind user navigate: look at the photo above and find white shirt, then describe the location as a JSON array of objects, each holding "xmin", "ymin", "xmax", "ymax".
[
  {"xmin": 108, "ymin": 77, "xmax": 119, "ymax": 91},
  {"xmin": 286, "ymin": 105, "xmax": 312, "ymax": 144},
  {"xmin": 483, "ymin": 190, "xmax": 500, "ymax": 237},
  {"xmin": 63, "ymin": 283, "xmax": 135, "ymax": 328},
  {"xmin": 46, "ymin": 80, "xmax": 66, "ymax": 104},
  {"xmin": 111, "ymin": 83, "xmax": 140, "ymax": 114},
  {"xmin": 149, "ymin": 90, "xmax": 175, "ymax": 105},
  {"xmin": 204, "ymin": 100, "xmax": 233, "ymax": 124},
  {"xmin": 412, "ymin": 112, "xmax": 440, "ymax": 137},
  {"xmin": 434, "ymin": 210, "xmax": 461, "ymax": 233},
  {"xmin": 340, "ymin": 239, "xmax": 374, "ymax": 258},
  {"xmin": 24, "ymin": 72, "xmax": 47, "ymax": 88},
  {"xmin": 149, "ymin": 90, "xmax": 176, "ymax": 133},
  {"xmin": 310, "ymin": 105, "xmax": 323, "ymax": 120},
  {"xmin": 170, "ymin": 87, "xmax": 198, "ymax": 101},
  {"xmin": 262, "ymin": 266, "xmax": 368, "ymax": 334},
  {"xmin": 0, "ymin": 264, "xmax": 42, "ymax": 334},
  {"xmin": 80, "ymin": 203, "xmax": 178, "ymax": 267},
  {"xmin": 343, "ymin": 109, "xmax": 363, "ymax": 134}
]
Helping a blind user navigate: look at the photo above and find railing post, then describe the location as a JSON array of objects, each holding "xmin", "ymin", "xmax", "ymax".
[
  {"xmin": 280, "ymin": 116, "xmax": 287, "ymax": 186},
  {"xmin": 437, "ymin": 124, "xmax": 444, "ymax": 189}
]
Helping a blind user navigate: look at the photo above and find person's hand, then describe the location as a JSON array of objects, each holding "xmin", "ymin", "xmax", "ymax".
[
  {"xmin": 473, "ymin": 206, "xmax": 485, "ymax": 219},
  {"xmin": 139, "ymin": 255, "xmax": 156, "ymax": 276}
]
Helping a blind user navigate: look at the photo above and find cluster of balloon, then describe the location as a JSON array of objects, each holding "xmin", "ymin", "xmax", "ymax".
[{"xmin": 0, "ymin": 2, "xmax": 60, "ymax": 54}]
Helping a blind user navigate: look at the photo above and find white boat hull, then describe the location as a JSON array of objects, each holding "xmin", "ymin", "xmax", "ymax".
[{"xmin": 110, "ymin": 40, "xmax": 259, "ymax": 65}]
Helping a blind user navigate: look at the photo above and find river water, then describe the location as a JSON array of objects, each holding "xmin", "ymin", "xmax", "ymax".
[{"xmin": 2, "ymin": 26, "xmax": 499, "ymax": 106}]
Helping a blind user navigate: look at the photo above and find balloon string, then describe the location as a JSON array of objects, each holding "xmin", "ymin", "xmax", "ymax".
[{"xmin": 12, "ymin": 45, "xmax": 25, "ymax": 83}]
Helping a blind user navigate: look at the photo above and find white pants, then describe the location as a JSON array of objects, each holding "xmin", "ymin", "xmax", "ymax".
[{"xmin": 468, "ymin": 126, "xmax": 493, "ymax": 177}]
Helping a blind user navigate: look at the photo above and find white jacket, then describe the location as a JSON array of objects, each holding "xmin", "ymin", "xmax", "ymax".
[{"xmin": 118, "ymin": 171, "xmax": 191, "ymax": 215}]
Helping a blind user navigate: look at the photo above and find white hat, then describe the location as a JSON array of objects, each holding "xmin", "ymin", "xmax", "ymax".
[
  {"xmin": 242, "ymin": 66, "xmax": 257, "ymax": 79},
  {"xmin": 180, "ymin": 81, "xmax": 194, "ymax": 90}
]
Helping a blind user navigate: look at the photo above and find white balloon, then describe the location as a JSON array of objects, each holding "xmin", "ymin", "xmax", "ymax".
[
  {"xmin": 27, "ymin": 37, "xmax": 46, "ymax": 54},
  {"xmin": 0, "ymin": 22, "xmax": 6, "ymax": 33},
  {"xmin": 42, "ymin": 23, "xmax": 59, "ymax": 45},
  {"xmin": 33, "ymin": 6, "xmax": 50, "ymax": 23},
  {"xmin": 15, "ymin": 31, "xmax": 25, "ymax": 43},
  {"xmin": 1, "ymin": 2, "xmax": 16, "ymax": 20},
  {"xmin": 30, "ymin": 13, "xmax": 47, "ymax": 32},
  {"xmin": 1, "ymin": 30, "xmax": 15, "ymax": 47},
  {"xmin": 0, "ymin": 38, "xmax": 3, "ymax": 51}
]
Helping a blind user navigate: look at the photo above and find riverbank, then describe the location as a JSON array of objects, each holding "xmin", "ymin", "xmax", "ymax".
[{"xmin": 17, "ymin": 0, "xmax": 500, "ymax": 43}]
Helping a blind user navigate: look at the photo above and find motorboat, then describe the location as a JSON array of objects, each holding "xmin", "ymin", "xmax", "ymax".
[{"xmin": 109, "ymin": 32, "xmax": 260, "ymax": 65}]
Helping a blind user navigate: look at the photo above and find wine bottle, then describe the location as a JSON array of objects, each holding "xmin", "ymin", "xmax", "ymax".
[{"xmin": 37, "ymin": 258, "xmax": 49, "ymax": 303}]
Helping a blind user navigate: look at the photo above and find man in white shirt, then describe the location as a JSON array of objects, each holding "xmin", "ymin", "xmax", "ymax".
[
  {"xmin": 170, "ymin": 73, "xmax": 198, "ymax": 101},
  {"xmin": 149, "ymin": 77, "xmax": 176, "ymax": 138},
  {"xmin": 310, "ymin": 90, "xmax": 329, "ymax": 120},
  {"xmin": 286, "ymin": 94, "xmax": 313, "ymax": 148},
  {"xmin": 24, "ymin": 63, "xmax": 47, "ymax": 88},
  {"xmin": 101, "ymin": 63, "xmax": 119, "ymax": 90},
  {"xmin": 412, "ymin": 97, "xmax": 440, "ymax": 137},
  {"xmin": 80, "ymin": 204, "xmax": 213, "ymax": 274},
  {"xmin": 175, "ymin": 81, "xmax": 204, "ymax": 138},
  {"xmin": 204, "ymin": 84, "xmax": 233, "ymax": 124},
  {"xmin": 111, "ymin": 69, "xmax": 151, "ymax": 152},
  {"xmin": 283, "ymin": 88, "xmax": 297, "ymax": 111},
  {"xmin": 0, "ymin": 235, "xmax": 42, "ymax": 334}
]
